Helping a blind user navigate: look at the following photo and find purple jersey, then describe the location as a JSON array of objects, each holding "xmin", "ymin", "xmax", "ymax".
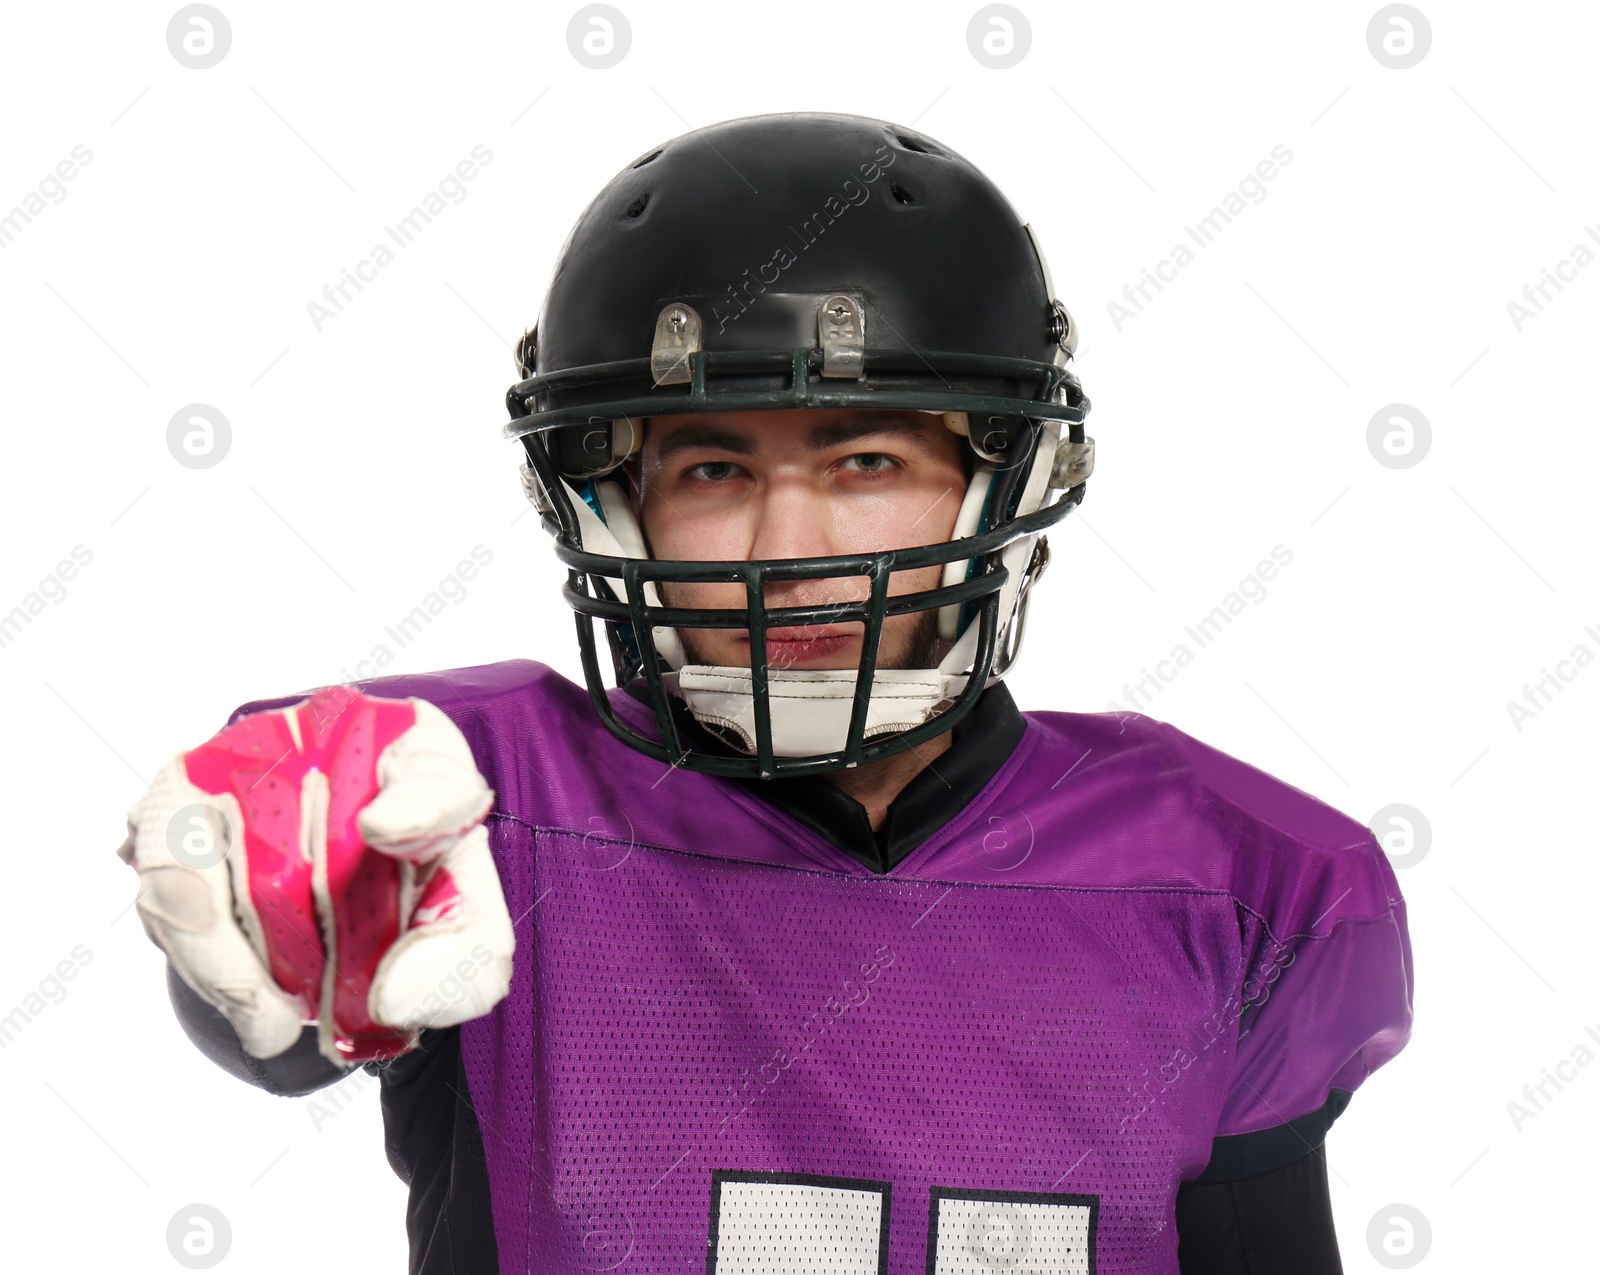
[{"xmin": 265, "ymin": 659, "xmax": 1412, "ymax": 1273}]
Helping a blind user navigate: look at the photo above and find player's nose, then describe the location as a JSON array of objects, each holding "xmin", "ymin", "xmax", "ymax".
[{"xmin": 746, "ymin": 478, "xmax": 837, "ymax": 563}]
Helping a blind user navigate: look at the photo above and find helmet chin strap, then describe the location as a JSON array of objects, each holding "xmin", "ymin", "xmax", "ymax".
[{"xmin": 556, "ymin": 416, "xmax": 1062, "ymax": 759}]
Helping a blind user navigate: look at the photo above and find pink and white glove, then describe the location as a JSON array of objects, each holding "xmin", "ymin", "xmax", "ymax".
[{"xmin": 116, "ymin": 687, "xmax": 515, "ymax": 1066}]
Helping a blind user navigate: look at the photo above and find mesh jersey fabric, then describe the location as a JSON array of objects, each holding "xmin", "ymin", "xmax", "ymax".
[
  {"xmin": 220, "ymin": 659, "xmax": 1413, "ymax": 1274},
  {"xmin": 162, "ymin": 974, "xmax": 1348, "ymax": 1274}
]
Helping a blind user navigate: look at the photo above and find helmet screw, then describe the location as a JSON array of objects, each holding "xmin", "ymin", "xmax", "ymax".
[
  {"xmin": 1049, "ymin": 300, "xmax": 1078, "ymax": 356},
  {"xmin": 667, "ymin": 307, "xmax": 687, "ymax": 331}
]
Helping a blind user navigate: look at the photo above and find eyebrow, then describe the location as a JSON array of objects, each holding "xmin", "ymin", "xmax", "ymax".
[{"xmin": 652, "ymin": 415, "xmax": 936, "ymax": 462}]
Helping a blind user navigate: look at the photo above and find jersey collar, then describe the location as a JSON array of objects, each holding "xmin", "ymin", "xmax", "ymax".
[{"xmin": 625, "ymin": 680, "xmax": 1027, "ymax": 874}]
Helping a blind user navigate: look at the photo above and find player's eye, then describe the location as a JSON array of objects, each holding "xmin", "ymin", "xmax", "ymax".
[
  {"xmin": 684, "ymin": 460, "xmax": 743, "ymax": 482},
  {"xmin": 841, "ymin": 452, "xmax": 899, "ymax": 476}
]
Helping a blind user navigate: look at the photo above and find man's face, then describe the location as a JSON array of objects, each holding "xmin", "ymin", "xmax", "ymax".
[{"xmin": 636, "ymin": 408, "xmax": 969, "ymax": 672}]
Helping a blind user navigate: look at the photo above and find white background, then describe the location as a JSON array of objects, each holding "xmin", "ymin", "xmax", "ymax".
[{"xmin": 3, "ymin": 1, "xmax": 1595, "ymax": 1270}]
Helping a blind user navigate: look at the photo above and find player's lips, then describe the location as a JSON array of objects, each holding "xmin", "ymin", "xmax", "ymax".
[{"xmin": 738, "ymin": 625, "xmax": 858, "ymax": 665}]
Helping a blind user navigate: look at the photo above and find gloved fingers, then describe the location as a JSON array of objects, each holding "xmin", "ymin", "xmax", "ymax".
[
  {"xmin": 119, "ymin": 692, "xmax": 503, "ymax": 1068},
  {"xmin": 367, "ymin": 824, "xmax": 516, "ymax": 1031},
  {"xmin": 142, "ymin": 867, "xmax": 311, "ymax": 1059},
  {"xmin": 357, "ymin": 697, "xmax": 494, "ymax": 862},
  {"xmin": 122, "ymin": 755, "xmax": 309, "ymax": 1059}
]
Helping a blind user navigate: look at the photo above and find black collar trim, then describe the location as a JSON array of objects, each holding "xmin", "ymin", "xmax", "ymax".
[{"xmin": 624, "ymin": 681, "xmax": 1027, "ymax": 874}]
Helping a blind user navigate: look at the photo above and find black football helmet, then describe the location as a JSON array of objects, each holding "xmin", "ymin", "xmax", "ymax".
[{"xmin": 505, "ymin": 111, "xmax": 1093, "ymax": 779}]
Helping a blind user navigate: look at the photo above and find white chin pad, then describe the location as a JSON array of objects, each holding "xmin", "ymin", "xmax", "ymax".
[{"xmin": 669, "ymin": 666, "xmax": 970, "ymax": 758}]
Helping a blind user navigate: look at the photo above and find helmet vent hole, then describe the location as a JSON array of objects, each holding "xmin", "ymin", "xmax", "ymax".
[
  {"xmin": 895, "ymin": 132, "xmax": 930, "ymax": 153},
  {"xmin": 624, "ymin": 193, "xmax": 650, "ymax": 218},
  {"xmin": 890, "ymin": 183, "xmax": 914, "ymax": 205},
  {"xmin": 631, "ymin": 149, "xmax": 663, "ymax": 168}
]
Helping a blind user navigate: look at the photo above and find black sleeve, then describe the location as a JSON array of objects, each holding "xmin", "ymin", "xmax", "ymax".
[
  {"xmin": 375, "ymin": 1023, "xmax": 500, "ymax": 1275},
  {"xmin": 165, "ymin": 961, "xmax": 351, "ymax": 1097},
  {"xmin": 1176, "ymin": 1090, "xmax": 1353, "ymax": 1274},
  {"xmin": 1176, "ymin": 1145, "xmax": 1340, "ymax": 1274}
]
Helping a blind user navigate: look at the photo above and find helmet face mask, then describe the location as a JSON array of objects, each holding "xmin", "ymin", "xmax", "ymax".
[
  {"xmin": 505, "ymin": 112, "xmax": 1093, "ymax": 779},
  {"xmin": 631, "ymin": 407, "xmax": 973, "ymax": 673}
]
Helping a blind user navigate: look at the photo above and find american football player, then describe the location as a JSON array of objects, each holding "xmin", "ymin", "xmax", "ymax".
[{"xmin": 117, "ymin": 112, "xmax": 1413, "ymax": 1274}]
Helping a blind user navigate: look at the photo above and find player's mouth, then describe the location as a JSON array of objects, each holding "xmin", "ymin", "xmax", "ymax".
[{"xmin": 739, "ymin": 625, "xmax": 858, "ymax": 667}]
